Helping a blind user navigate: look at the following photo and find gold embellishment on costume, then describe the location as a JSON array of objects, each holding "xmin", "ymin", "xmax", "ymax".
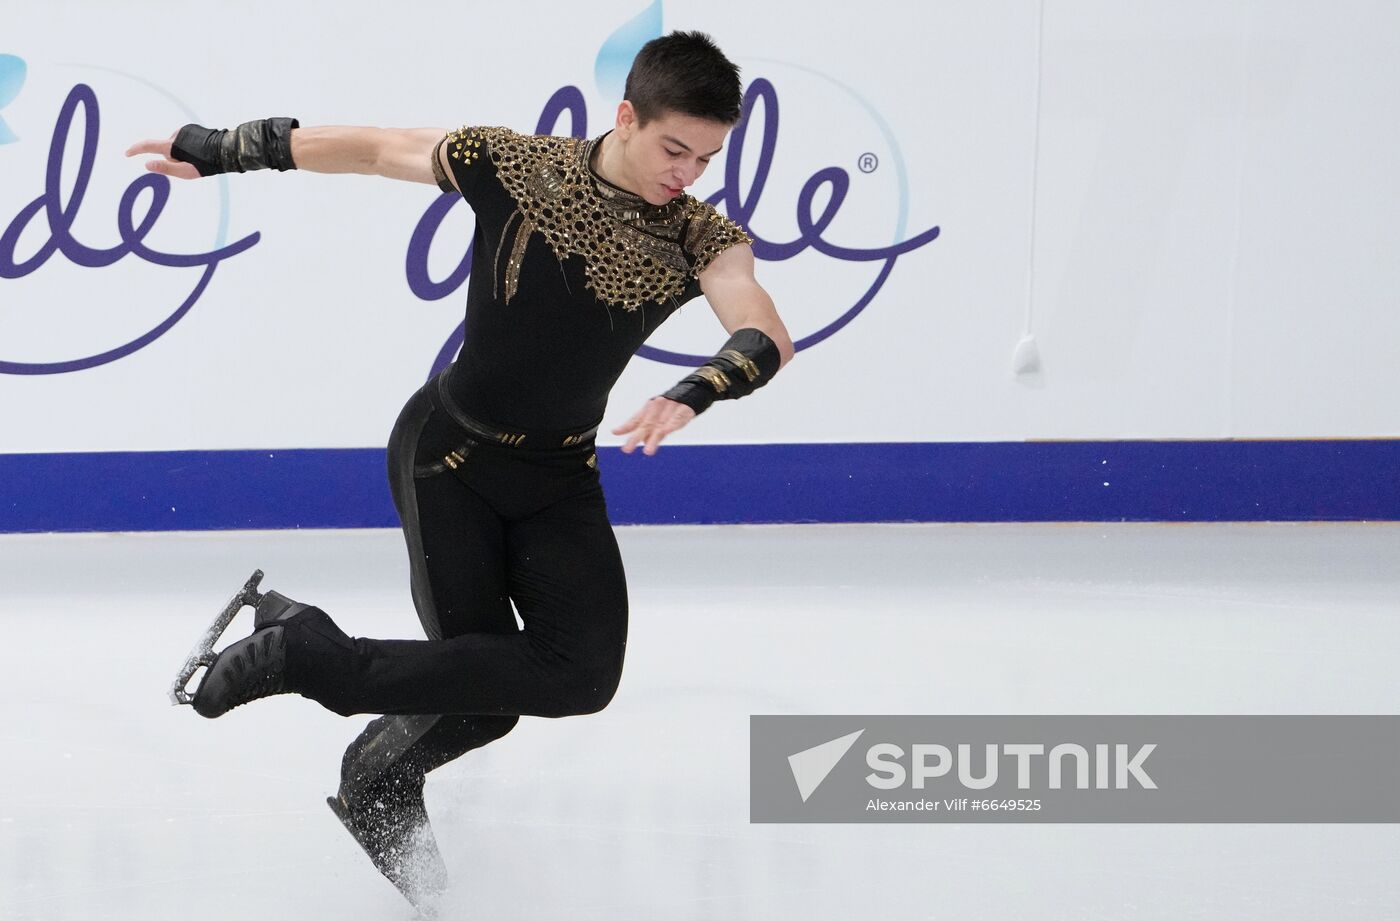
[
  {"xmin": 498, "ymin": 432, "xmax": 526, "ymax": 447},
  {"xmin": 562, "ymin": 433, "xmax": 587, "ymax": 446},
  {"xmin": 719, "ymin": 349, "xmax": 761, "ymax": 382},
  {"xmin": 695, "ymin": 365, "xmax": 731, "ymax": 394},
  {"xmin": 586, "ymin": 453, "xmax": 598, "ymax": 469},
  {"xmin": 457, "ymin": 126, "xmax": 752, "ymax": 310},
  {"xmin": 446, "ymin": 127, "xmax": 483, "ymax": 165},
  {"xmin": 492, "ymin": 210, "xmax": 517, "ymax": 301},
  {"xmin": 505, "ymin": 214, "xmax": 533, "ymax": 303}
]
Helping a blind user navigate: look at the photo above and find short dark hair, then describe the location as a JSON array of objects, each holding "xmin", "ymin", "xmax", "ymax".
[{"xmin": 624, "ymin": 31, "xmax": 743, "ymax": 126}]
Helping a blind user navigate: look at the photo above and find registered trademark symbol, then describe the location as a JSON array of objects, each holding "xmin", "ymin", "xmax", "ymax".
[{"xmin": 857, "ymin": 152, "xmax": 879, "ymax": 173}]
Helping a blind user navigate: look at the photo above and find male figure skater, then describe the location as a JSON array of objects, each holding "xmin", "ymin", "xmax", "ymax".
[{"xmin": 130, "ymin": 31, "xmax": 794, "ymax": 910}]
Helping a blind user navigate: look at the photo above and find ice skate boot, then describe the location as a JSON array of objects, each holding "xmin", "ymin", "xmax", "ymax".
[
  {"xmin": 169, "ymin": 570, "xmax": 327, "ymax": 718},
  {"xmin": 328, "ymin": 776, "xmax": 448, "ymax": 916}
]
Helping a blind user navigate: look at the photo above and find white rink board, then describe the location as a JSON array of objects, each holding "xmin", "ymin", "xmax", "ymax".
[{"xmin": 2, "ymin": 1, "xmax": 1398, "ymax": 452}]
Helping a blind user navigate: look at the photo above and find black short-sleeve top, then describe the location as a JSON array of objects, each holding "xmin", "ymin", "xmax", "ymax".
[{"xmin": 430, "ymin": 125, "xmax": 752, "ymax": 433}]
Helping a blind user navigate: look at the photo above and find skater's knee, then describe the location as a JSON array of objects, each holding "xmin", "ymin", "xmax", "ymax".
[
  {"xmin": 328, "ymin": 700, "xmax": 364, "ymax": 718},
  {"xmin": 479, "ymin": 713, "xmax": 521, "ymax": 742},
  {"xmin": 559, "ymin": 660, "xmax": 622, "ymax": 716}
]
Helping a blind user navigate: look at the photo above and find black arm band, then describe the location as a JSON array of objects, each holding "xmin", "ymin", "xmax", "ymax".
[
  {"xmin": 171, "ymin": 117, "xmax": 300, "ymax": 177},
  {"xmin": 431, "ymin": 136, "xmax": 456, "ymax": 193},
  {"xmin": 661, "ymin": 327, "xmax": 782, "ymax": 416}
]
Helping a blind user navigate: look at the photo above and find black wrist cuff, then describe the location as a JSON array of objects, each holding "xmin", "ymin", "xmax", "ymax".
[
  {"xmin": 172, "ymin": 117, "xmax": 300, "ymax": 176},
  {"xmin": 661, "ymin": 381, "xmax": 718, "ymax": 416},
  {"xmin": 661, "ymin": 328, "xmax": 782, "ymax": 416},
  {"xmin": 247, "ymin": 117, "xmax": 300, "ymax": 172},
  {"xmin": 171, "ymin": 124, "xmax": 229, "ymax": 177}
]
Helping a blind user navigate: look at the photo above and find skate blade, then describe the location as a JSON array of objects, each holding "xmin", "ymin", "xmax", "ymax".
[
  {"xmin": 168, "ymin": 569, "xmax": 265, "ymax": 706},
  {"xmin": 326, "ymin": 795, "xmax": 446, "ymax": 917}
]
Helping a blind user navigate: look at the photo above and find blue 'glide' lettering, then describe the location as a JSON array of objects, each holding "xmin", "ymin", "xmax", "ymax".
[
  {"xmin": 3, "ymin": 76, "xmax": 938, "ymax": 375},
  {"xmin": 406, "ymin": 78, "xmax": 941, "ymax": 371},
  {"xmin": 0, "ymin": 83, "xmax": 259, "ymax": 375}
]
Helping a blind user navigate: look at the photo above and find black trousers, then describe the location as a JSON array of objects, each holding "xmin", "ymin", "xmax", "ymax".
[{"xmin": 306, "ymin": 373, "xmax": 629, "ymax": 800}]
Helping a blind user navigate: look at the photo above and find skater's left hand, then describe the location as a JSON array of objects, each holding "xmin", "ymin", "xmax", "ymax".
[
  {"xmin": 612, "ymin": 397, "xmax": 696, "ymax": 456},
  {"xmin": 125, "ymin": 132, "xmax": 203, "ymax": 180}
]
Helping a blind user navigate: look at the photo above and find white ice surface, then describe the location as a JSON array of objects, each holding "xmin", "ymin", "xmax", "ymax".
[{"xmin": 1, "ymin": 522, "xmax": 1397, "ymax": 920}]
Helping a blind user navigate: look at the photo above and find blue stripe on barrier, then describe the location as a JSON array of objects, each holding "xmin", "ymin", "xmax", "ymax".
[{"xmin": 1, "ymin": 441, "xmax": 1397, "ymax": 533}]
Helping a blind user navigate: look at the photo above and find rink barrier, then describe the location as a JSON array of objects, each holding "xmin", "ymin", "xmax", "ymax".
[{"xmin": 1, "ymin": 440, "xmax": 1397, "ymax": 532}]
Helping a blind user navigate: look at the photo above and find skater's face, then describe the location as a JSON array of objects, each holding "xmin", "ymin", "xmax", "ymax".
[{"xmin": 613, "ymin": 103, "xmax": 731, "ymax": 206}]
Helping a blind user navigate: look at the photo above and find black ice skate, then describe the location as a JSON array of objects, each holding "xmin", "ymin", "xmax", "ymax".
[
  {"xmin": 327, "ymin": 783, "xmax": 449, "ymax": 915},
  {"xmin": 168, "ymin": 570, "xmax": 314, "ymax": 718}
]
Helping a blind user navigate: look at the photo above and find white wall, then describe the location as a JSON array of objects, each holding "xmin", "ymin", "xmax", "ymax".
[{"xmin": 1, "ymin": 0, "xmax": 1395, "ymax": 453}]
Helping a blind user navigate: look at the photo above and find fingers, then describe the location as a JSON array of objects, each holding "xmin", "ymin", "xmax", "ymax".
[
  {"xmin": 643, "ymin": 429, "xmax": 669, "ymax": 455},
  {"xmin": 624, "ymin": 425, "xmax": 667, "ymax": 455},
  {"xmin": 616, "ymin": 398, "xmax": 693, "ymax": 456},
  {"xmin": 616, "ymin": 398, "xmax": 662, "ymax": 452},
  {"xmin": 124, "ymin": 137, "xmax": 172, "ymax": 158},
  {"xmin": 610, "ymin": 409, "xmax": 645, "ymax": 436},
  {"xmin": 611, "ymin": 396, "xmax": 666, "ymax": 437},
  {"xmin": 142, "ymin": 159, "xmax": 201, "ymax": 180},
  {"xmin": 125, "ymin": 134, "xmax": 199, "ymax": 180},
  {"xmin": 619, "ymin": 416, "xmax": 654, "ymax": 454},
  {"xmin": 622, "ymin": 428, "xmax": 665, "ymax": 455}
]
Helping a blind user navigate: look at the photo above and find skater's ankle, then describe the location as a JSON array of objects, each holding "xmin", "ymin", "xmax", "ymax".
[{"xmin": 276, "ymin": 608, "xmax": 361, "ymax": 701}]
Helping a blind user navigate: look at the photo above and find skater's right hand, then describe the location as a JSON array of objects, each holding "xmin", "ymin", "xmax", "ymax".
[{"xmin": 125, "ymin": 132, "xmax": 203, "ymax": 180}]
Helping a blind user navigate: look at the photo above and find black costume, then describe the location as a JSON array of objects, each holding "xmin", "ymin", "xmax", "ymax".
[
  {"xmin": 309, "ymin": 125, "xmax": 755, "ymax": 848},
  {"xmin": 182, "ymin": 123, "xmax": 776, "ymax": 908}
]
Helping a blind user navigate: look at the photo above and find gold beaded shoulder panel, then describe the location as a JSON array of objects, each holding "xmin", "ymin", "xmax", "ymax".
[{"xmin": 447, "ymin": 125, "xmax": 753, "ymax": 312}]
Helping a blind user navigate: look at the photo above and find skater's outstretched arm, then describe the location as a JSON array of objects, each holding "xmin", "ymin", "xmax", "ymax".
[{"xmin": 125, "ymin": 122, "xmax": 453, "ymax": 187}]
